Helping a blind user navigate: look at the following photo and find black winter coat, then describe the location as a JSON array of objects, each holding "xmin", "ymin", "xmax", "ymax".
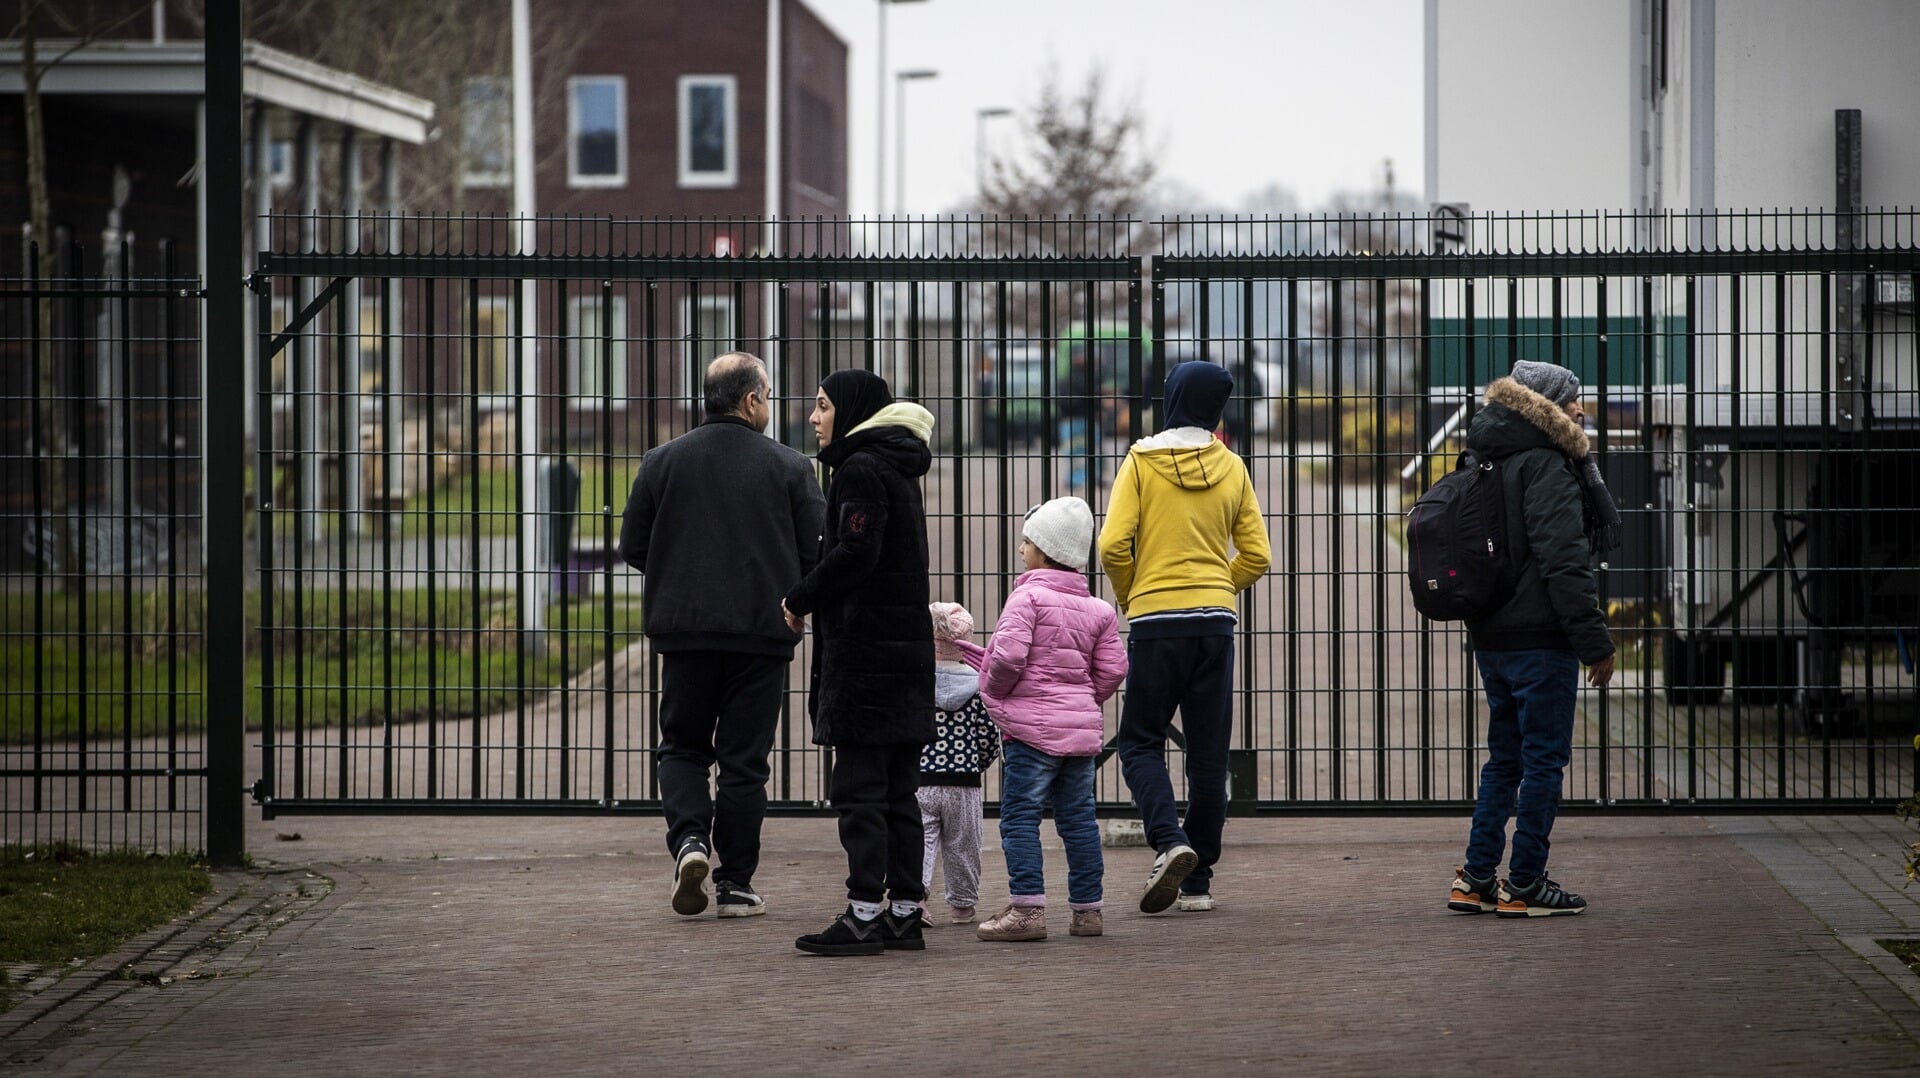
[
  {"xmin": 783, "ymin": 424, "xmax": 936, "ymax": 746},
  {"xmin": 1462, "ymin": 378, "xmax": 1615, "ymax": 665},
  {"xmin": 617, "ymin": 416, "xmax": 826, "ymax": 656}
]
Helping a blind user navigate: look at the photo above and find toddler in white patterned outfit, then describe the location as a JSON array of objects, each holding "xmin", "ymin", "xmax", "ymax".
[{"xmin": 919, "ymin": 601, "xmax": 1000, "ymax": 924}]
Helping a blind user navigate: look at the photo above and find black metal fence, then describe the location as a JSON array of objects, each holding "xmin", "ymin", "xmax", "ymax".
[
  {"xmin": 237, "ymin": 210, "xmax": 1918, "ymax": 818},
  {"xmin": 9, "ymin": 212, "xmax": 1917, "ymax": 849},
  {"xmin": 1, "ymin": 242, "xmax": 207, "ymax": 851}
]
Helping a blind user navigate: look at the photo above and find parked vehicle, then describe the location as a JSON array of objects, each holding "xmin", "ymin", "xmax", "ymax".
[{"xmin": 975, "ymin": 342, "xmax": 1048, "ymax": 446}]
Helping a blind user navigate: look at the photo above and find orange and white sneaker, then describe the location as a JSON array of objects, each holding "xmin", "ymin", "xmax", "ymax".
[{"xmin": 1448, "ymin": 867, "xmax": 1499, "ymax": 914}]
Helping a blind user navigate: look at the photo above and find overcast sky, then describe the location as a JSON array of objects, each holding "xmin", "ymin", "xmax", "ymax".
[{"xmin": 801, "ymin": 0, "xmax": 1425, "ymax": 216}]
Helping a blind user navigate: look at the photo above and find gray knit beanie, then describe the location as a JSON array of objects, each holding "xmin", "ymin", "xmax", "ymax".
[
  {"xmin": 1509, "ymin": 360, "xmax": 1581, "ymax": 405},
  {"xmin": 1022, "ymin": 497, "xmax": 1094, "ymax": 571}
]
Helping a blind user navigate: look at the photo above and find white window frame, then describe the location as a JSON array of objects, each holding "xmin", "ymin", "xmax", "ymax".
[
  {"xmin": 461, "ymin": 76, "xmax": 512, "ymax": 189},
  {"xmin": 677, "ymin": 74, "xmax": 738, "ymax": 188},
  {"xmin": 567, "ymin": 75, "xmax": 628, "ymax": 188},
  {"xmin": 568, "ymin": 295, "xmax": 630, "ymax": 407},
  {"xmin": 680, "ymin": 295, "xmax": 738, "ymax": 406}
]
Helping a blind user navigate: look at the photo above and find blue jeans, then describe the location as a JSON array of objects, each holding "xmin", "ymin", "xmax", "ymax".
[
  {"xmin": 1057, "ymin": 417, "xmax": 1095, "ymax": 491},
  {"xmin": 1464, "ymin": 648, "xmax": 1579, "ymax": 883},
  {"xmin": 998, "ymin": 739, "xmax": 1104, "ymax": 908}
]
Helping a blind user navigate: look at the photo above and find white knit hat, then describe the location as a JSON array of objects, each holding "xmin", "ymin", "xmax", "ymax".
[{"xmin": 1022, "ymin": 496, "xmax": 1094, "ymax": 571}]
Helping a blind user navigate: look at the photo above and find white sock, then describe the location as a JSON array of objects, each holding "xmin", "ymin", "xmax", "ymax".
[
  {"xmin": 890, "ymin": 900, "xmax": 919, "ymax": 918},
  {"xmin": 849, "ymin": 900, "xmax": 884, "ymax": 921}
]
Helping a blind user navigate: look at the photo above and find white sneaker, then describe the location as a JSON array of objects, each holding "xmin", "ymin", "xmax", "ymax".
[
  {"xmin": 1140, "ymin": 844, "xmax": 1198, "ymax": 913},
  {"xmin": 1174, "ymin": 892, "xmax": 1215, "ymax": 912}
]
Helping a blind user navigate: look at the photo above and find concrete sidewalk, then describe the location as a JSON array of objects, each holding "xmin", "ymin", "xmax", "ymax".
[{"xmin": 5, "ymin": 812, "xmax": 1918, "ymax": 1075}]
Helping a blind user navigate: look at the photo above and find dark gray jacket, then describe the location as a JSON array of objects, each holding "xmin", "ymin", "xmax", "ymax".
[
  {"xmin": 1462, "ymin": 378, "xmax": 1615, "ymax": 665},
  {"xmin": 618, "ymin": 416, "xmax": 826, "ymax": 657}
]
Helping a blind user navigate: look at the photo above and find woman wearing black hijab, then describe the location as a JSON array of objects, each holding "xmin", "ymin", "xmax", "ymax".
[{"xmin": 782, "ymin": 369, "xmax": 939, "ymax": 956}]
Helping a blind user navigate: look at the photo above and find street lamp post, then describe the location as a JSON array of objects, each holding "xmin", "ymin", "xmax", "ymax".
[
  {"xmin": 894, "ymin": 68, "xmax": 938, "ymax": 213},
  {"xmin": 876, "ymin": 0, "xmax": 929, "ymax": 216},
  {"xmin": 975, "ymin": 106, "xmax": 1011, "ymax": 207}
]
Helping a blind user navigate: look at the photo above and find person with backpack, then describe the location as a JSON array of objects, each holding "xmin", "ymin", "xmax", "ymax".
[{"xmin": 1443, "ymin": 360, "xmax": 1619, "ymax": 918}]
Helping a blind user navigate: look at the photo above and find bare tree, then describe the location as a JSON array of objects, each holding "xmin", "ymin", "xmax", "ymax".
[
  {"xmin": 13, "ymin": 0, "xmax": 152, "ymax": 590},
  {"xmin": 981, "ymin": 64, "xmax": 1159, "ymax": 227},
  {"xmin": 971, "ymin": 64, "xmax": 1160, "ymax": 338}
]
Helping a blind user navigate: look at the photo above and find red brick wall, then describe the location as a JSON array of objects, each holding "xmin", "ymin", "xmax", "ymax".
[{"xmin": 782, "ymin": 0, "xmax": 848, "ymax": 218}]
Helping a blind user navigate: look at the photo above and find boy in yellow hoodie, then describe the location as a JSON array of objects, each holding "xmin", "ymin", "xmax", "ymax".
[{"xmin": 1098, "ymin": 361, "xmax": 1270, "ymax": 914}]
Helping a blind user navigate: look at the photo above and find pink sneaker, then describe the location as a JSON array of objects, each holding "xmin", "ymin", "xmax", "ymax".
[{"xmin": 947, "ymin": 905, "xmax": 976, "ymax": 924}]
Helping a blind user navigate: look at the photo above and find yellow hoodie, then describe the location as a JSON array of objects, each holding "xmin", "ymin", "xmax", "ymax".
[{"xmin": 1097, "ymin": 429, "xmax": 1271, "ymax": 617}]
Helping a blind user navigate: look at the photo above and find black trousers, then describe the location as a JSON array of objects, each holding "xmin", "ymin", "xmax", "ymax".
[
  {"xmin": 830, "ymin": 742, "xmax": 925, "ymax": 904},
  {"xmin": 658, "ymin": 650, "xmax": 788, "ymax": 888}
]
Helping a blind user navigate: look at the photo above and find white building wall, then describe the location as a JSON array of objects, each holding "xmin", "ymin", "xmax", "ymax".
[
  {"xmin": 1711, "ymin": 0, "xmax": 1920, "ymax": 210},
  {"xmin": 1427, "ymin": 0, "xmax": 1634, "ymax": 212}
]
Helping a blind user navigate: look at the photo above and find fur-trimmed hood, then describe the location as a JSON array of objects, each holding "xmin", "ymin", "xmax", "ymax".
[{"xmin": 1482, "ymin": 377, "xmax": 1588, "ymax": 459}]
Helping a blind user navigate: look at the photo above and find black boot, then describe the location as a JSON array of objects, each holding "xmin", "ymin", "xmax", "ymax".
[
  {"xmin": 794, "ymin": 907, "xmax": 886, "ymax": 956},
  {"xmin": 878, "ymin": 908, "xmax": 926, "ymax": 951}
]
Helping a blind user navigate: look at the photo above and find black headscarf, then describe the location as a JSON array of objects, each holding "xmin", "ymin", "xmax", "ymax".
[
  {"xmin": 1160, "ymin": 361, "xmax": 1234, "ymax": 432},
  {"xmin": 819, "ymin": 369, "xmax": 893, "ymax": 448}
]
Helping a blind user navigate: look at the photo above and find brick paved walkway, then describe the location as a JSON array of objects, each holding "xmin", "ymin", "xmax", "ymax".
[{"xmin": 5, "ymin": 813, "xmax": 1918, "ymax": 1075}]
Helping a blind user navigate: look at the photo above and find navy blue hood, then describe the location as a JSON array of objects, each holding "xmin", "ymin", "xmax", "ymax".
[{"xmin": 1160, "ymin": 361, "xmax": 1234, "ymax": 432}]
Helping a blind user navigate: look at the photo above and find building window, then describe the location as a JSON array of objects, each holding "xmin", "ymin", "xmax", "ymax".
[
  {"xmin": 569, "ymin": 296, "xmax": 629, "ymax": 405},
  {"xmin": 680, "ymin": 295, "xmax": 737, "ymax": 404},
  {"xmin": 678, "ymin": 75, "xmax": 737, "ymax": 188},
  {"xmin": 463, "ymin": 77, "xmax": 512, "ymax": 188},
  {"xmin": 268, "ymin": 140, "xmax": 294, "ymax": 189},
  {"xmin": 465, "ymin": 295, "xmax": 516, "ymax": 406},
  {"xmin": 568, "ymin": 76, "xmax": 627, "ymax": 187}
]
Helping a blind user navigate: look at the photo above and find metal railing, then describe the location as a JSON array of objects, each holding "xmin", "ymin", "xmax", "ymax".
[
  {"xmin": 10, "ymin": 212, "xmax": 1915, "ymax": 847},
  {"xmin": 1, "ymin": 242, "xmax": 207, "ymax": 851},
  {"xmin": 238, "ymin": 210, "xmax": 1918, "ymax": 817}
]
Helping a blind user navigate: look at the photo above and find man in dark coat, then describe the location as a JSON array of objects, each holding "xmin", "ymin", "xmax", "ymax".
[
  {"xmin": 781, "ymin": 369, "xmax": 938, "ymax": 956},
  {"xmin": 618, "ymin": 352, "xmax": 825, "ymax": 919},
  {"xmin": 1448, "ymin": 359, "xmax": 1618, "ymax": 919}
]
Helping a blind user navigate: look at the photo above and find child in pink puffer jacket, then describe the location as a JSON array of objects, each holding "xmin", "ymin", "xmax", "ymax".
[{"xmin": 956, "ymin": 496, "xmax": 1127, "ymax": 942}]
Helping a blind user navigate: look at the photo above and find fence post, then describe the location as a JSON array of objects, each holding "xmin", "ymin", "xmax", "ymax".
[
  {"xmin": 203, "ymin": 0, "xmax": 248, "ymax": 866},
  {"xmin": 1229, "ymin": 748, "xmax": 1259, "ymax": 816}
]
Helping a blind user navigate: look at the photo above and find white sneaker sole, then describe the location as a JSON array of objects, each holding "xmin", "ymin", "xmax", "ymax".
[
  {"xmin": 716, "ymin": 901, "xmax": 766, "ymax": 918},
  {"xmin": 671, "ymin": 851, "xmax": 710, "ymax": 915},
  {"xmin": 1140, "ymin": 845, "xmax": 1199, "ymax": 913},
  {"xmin": 1174, "ymin": 894, "xmax": 1215, "ymax": 912}
]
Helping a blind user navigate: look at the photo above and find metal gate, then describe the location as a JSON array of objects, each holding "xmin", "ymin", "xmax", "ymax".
[{"xmin": 244, "ymin": 211, "xmax": 1920, "ymax": 818}]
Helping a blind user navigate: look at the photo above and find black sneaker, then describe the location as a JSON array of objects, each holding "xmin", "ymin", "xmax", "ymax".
[
  {"xmin": 878, "ymin": 908, "xmax": 927, "ymax": 951},
  {"xmin": 715, "ymin": 881, "xmax": 766, "ymax": 918},
  {"xmin": 1497, "ymin": 874, "xmax": 1587, "ymax": 918},
  {"xmin": 795, "ymin": 907, "xmax": 887, "ymax": 956},
  {"xmin": 1448, "ymin": 867, "xmax": 1498, "ymax": 914},
  {"xmin": 671, "ymin": 838, "xmax": 710, "ymax": 916}
]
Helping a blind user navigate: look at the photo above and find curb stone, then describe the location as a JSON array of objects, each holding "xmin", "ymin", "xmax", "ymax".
[{"xmin": 0, "ymin": 866, "xmax": 336, "ymax": 1067}]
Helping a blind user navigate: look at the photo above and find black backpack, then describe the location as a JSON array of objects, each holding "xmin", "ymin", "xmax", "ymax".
[{"xmin": 1406, "ymin": 450, "xmax": 1518, "ymax": 621}]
